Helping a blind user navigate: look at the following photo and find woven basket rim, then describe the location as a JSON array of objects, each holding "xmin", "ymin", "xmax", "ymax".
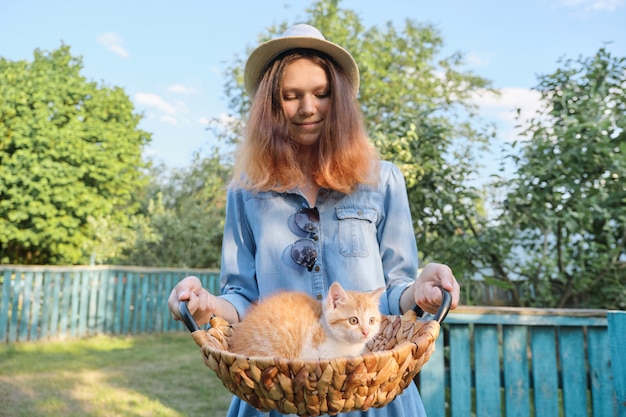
[{"xmin": 190, "ymin": 312, "xmax": 441, "ymax": 416}]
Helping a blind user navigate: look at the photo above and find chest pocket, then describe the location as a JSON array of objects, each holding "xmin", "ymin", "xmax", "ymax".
[{"xmin": 336, "ymin": 207, "xmax": 378, "ymax": 257}]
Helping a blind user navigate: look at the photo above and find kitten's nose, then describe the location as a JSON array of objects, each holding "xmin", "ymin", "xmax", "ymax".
[{"xmin": 361, "ymin": 327, "xmax": 369, "ymax": 337}]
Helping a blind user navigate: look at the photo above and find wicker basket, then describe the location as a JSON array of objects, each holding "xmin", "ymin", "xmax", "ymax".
[{"xmin": 179, "ymin": 291, "xmax": 450, "ymax": 417}]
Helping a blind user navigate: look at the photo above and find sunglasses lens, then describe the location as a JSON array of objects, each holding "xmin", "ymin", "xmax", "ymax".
[
  {"xmin": 291, "ymin": 239, "xmax": 317, "ymax": 269},
  {"xmin": 295, "ymin": 208, "xmax": 319, "ymax": 233}
]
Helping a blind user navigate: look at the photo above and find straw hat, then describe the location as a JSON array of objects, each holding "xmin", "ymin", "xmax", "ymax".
[{"xmin": 244, "ymin": 24, "xmax": 360, "ymax": 96}]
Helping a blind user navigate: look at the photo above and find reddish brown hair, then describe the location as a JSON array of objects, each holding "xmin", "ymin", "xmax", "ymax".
[{"xmin": 231, "ymin": 49, "xmax": 378, "ymax": 194}]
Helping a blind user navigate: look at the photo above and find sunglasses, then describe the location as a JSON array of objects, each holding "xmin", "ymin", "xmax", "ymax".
[{"xmin": 290, "ymin": 207, "xmax": 319, "ymax": 271}]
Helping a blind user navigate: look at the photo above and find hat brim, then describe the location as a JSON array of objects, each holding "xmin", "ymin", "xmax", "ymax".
[{"xmin": 244, "ymin": 36, "xmax": 360, "ymax": 97}]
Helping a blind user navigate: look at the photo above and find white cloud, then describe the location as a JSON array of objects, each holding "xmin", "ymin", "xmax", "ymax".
[
  {"xmin": 168, "ymin": 84, "xmax": 197, "ymax": 94},
  {"xmin": 472, "ymin": 87, "xmax": 543, "ymax": 141},
  {"xmin": 134, "ymin": 93, "xmax": 177, "ymax": 115},
  {"xmin": 557, "ymin": 0, "xmax": 625, "ymax": 11},
  {"xmin": 197, "ymin": 113, "xmax": 238, "ymax": 132},
  {"xmin": 466, "ymin": 52, "xmax": 489, "ymax": 67},
  {"xmin": 97, "ymin": 33, "xmax": 129, "ymax": 58},
  {"xmin": 172, "ymin": 99, "xmax": 191, "ymax": 115},
  {"xmin": 474, "ymin": 88, "xmax": 541, "ymax": 113},
  {"xmin": 159, "ymin": 115, "xmax": 178, "ymax": 125}
]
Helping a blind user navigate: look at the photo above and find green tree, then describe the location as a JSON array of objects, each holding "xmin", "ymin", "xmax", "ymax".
[
  {"xmin": 0, "ymin": 45, "xmax": 151, "ymax": 265},
  {"xmin": 489, "ymin": 48, "xmax": 626, "ymax": 309},
  {"xmin": 351, "ymin": 19, "xmax": 494, "ymax": 284},
  {"xmin": 122, "ymin": 150, "xmax": 229, "ymax": 268},
  {"xmin": 216, "ymin": 0, "xmax": 494, "ymax": 286}
]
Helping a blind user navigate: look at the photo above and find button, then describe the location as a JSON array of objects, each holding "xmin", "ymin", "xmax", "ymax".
[
  {"xmin": 314, "ymin": 265, "xmax": 321, "ymax": 272},
  {"xmin": 316, "ymin": 294, "xmax": 323, "ymax": 300}
]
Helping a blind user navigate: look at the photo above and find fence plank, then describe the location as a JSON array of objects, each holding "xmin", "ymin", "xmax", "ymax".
[
  {"xmin": 474, "ymin": 324, "xmax": 502, "ymax": 417},
  {"xmin": 87, "ymin": 269, "xmax": 99, "ymax": 334},
  {"xmin": 139, "ymin": 273, "xmax": 150, "ymax": 333},
  {"xmin": 210, "ymin": 272, "xmax": 220, "ymax": 295},
  {"xmin": 503, "ymin": 325, "xmax": 530, "ymax": 417},
  {"xmin": 102, "ymin": 271, "xmax": 115, "ymax": 334},
  {"xmin": 608, "ymin": 311, "xmax": 626, "ymax": 417},
  {"xmin": 559, "ymin": 327, "xmax": 588, "ymax": 417},
  {"xmin": 19, "ymin": 271, "xmax": 35, "ymax": 341},
  {"xmin": 162, "ymin": 272, "xmax": 173, "ymax": 332},
  {"xmin": 39, "ymin": 271, "xmax": 53, "ymax": 339},
  {"xmin": 0, "ymin": 271, "xmax": 11, "ymax": 341},
  {"xmin": 149, "ymin": 272, "xmax": 159, "ymax": 333},
  {"xmin": 8, "ymin": 272, "xmax": 22, "ymax": 342},
  {"xmin": 530, "ymin": 327, "xmax": 559, "ymax": 417},
  {"xmin": 148, "ymin": 273, "xmax": 158, "ymax": 333},
  {"xmin": 78, "ymin": 270, "xmax": 90, "ymax": 337},
  {"xmin": 450, "ymin": 324, "xmax": 471, "ymax": 417},
  {"xmin": 28, "ymin": 271, "xmax": 44, "ymax": 340},
  {"xmin": 49, "ymin": 271, "xmax": 62, "ymax": 338},
  {"xmin": 132, "ymin": 272, "xmax": 142, "ymax": 334},
  {"xmin": 154, "ymin": 272, "xmax": 165, "ymax": 333},
  {"xmin": 114, "ymin": 271, "xmax": 124, "ymax": 334},
  {"xmin": 95, "ymin": 269, "xmax": 108, "ymax": 334},
  {"xmin": 70, "ymin": 270, "xmax": 81, "ymax": 337},
  {"xmin": 122, "ymin": 272, "xmax": 135, "ymax": 334},
  {"xmin": 59, "ymin": 271, "xmax": 72, "ymax": 339},
  {"xmin": 587, "ymin": 326, "xmax": 613, "ymax": 417},
  {"xmin": 419, "ymin": 331, "xmax": 446, "ymax": 417}
]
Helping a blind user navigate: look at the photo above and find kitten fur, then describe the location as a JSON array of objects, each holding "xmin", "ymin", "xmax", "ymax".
[{"xmin": 228, "ymin": 282, "xmax": 385, "ymax": 359}]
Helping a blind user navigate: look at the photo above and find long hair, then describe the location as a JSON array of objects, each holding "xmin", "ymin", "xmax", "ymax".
[{"xmin": 231, "ymin": 49, "xmax": 379, "ymax": 194}]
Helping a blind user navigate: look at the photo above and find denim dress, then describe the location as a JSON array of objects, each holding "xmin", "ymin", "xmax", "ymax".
[{"xmin": 219, "ymin": 160, "xmax": 428, "ymax": 417}]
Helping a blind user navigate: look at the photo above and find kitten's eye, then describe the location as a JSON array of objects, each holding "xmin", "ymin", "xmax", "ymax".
[
  {"xmin": 369, "ymin": 317, "xmax": 376, "ymax": 325},
  {"xmin": 348, "ymin": 317, "xmax": 359, "ymax": 325}
]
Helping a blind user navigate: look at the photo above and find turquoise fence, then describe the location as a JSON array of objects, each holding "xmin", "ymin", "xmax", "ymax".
[
  {"xmin": 418, "ymin": 306, "xmax": 626, "ymax": 417},
  {"xmin": 0, "ymin": 265, "xmax": 220, "ymax": 343}
]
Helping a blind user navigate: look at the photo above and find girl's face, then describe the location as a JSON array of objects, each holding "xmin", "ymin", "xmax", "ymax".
[{"xmin": 280, "ymin": 58, "xmax": 330, "ymax": 148}]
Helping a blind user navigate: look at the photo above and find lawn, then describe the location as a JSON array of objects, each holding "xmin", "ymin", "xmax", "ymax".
[{"xmin": 0, "ymin": 333, "xmax": 233, "ymax": 417}]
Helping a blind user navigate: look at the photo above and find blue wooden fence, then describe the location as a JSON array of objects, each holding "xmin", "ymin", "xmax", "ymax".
[
  {"xmin": 0, "ymin": 265, "xmax": 220, "ymax": 343},
  {"xmin": 418, "ymin": 305, "xmax": 626, "ymax": 417}
]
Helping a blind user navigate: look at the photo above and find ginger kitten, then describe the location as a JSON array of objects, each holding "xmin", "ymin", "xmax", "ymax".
[{"xmin": 228, "ymin": 282, "xmax": 385, "ymax": 359}]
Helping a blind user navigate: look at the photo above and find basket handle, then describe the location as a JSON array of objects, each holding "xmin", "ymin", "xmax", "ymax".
[
  {"xmin": 178, "ymin": 301, "xmax": 201, "ymax": 333},
  {"xmin": 433, "ymin": 288, "xmax": 452, "ymax": 323}
]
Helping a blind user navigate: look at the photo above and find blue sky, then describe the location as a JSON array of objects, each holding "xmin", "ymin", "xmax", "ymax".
[{"xmin": 1, "ymin": 0, "xmax": 625, "ymax": 173}]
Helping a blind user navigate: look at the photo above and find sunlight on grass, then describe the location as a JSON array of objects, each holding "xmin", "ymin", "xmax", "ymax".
[
  {"xmin": 20, "ymin": 334, "xmax": 136, "ymax": 353},
  {"xmin": 70, "ymin": 370, "xmax": 184, "ymax": 417},
  {"xmin": 0, "ymin": 333, "xmax": 232, "ymax": 417}
]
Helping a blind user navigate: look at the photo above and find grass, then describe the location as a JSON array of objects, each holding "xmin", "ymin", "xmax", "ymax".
[{"xmin": 0, "ymin": 333, "xmax": 233, "ymax": 417}]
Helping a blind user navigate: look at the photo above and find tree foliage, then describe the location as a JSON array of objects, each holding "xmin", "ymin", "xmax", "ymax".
[
  {"xmin": 0, "ymin": 45, "xmax": 151, "ymax": 265},
  {"xmin": 121, "ymin": 150, "xmax": 229, "ymax": 268},
  {"xmin": 351, "ymin": 19, "xmax": 494, "ymax": 281},
  {"xmin": 486, "ymin": 48, "xmax": 626, "ymax": 308}
]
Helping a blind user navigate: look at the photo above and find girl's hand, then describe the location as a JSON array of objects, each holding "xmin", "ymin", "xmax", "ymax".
[
  {"xmin": 413, "ymin": 263, "xmax": 460, "ymax": 313},
  {"xmin": 168, "ymin": 276, "xmax": 217, "ymax": 326}
]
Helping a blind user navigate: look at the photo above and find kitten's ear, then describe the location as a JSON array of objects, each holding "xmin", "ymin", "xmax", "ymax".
[
  {"xmin": 327, "ymin": 282, "xmax": 348, "ymax": 308},
  {"xmin": 371, "ymin": 287, "xmax": 385, "ymax": 302}
]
